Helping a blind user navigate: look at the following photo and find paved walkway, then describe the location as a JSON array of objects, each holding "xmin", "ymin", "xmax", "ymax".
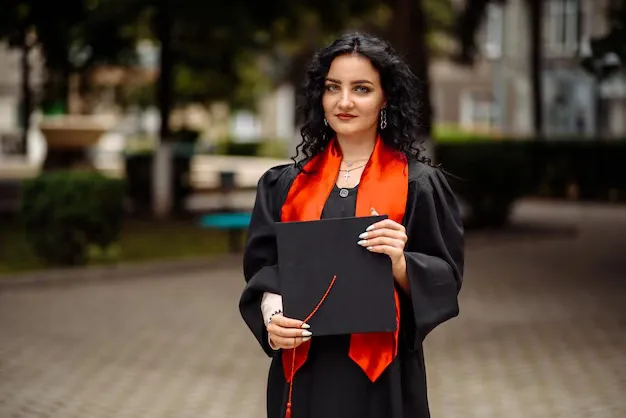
[{"xmin": 1, "ymin": 201, "xmax": 625, "ymax": 418}]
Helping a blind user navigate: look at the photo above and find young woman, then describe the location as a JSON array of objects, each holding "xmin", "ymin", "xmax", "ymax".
[{"xmin": 239, "ymin": 32, "xmax": 465, "ymax": 418}]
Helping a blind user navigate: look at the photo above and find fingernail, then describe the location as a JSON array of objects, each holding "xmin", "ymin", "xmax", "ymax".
[
  {"xmin": 301, "ymin": 323, "xmax": 310, "ymax": 329},
  {"xmin": 302, "ymin": 330, "xmax": 312, "ymax": 337},
  {"xmin": 366, "ymin": 225, "xmax": 374, "ymax": 231},
  {"xmin": 303, "ymin": 336, "xmax": 311, "ymax": 342},
  {"xmin": 359, "ymin": 232, "xmax": 368, "ymax": 239},
  {"xmin": 367, "ymin": 247, "xmax": 373, "ymax": 251},
  {"xmin": 357, "ymin": 240, "xmax": 367, "ymax": 246}
]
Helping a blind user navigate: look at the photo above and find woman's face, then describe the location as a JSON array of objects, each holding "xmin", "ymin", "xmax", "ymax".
[{"xmin": 322, "ymin": 54, "xmax": 386, "ymax": 140}]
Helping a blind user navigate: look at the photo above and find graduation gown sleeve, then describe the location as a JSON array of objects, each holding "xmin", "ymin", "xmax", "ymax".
[
  {"xmin": 239, "ymin": 164, "xmax": 295, "ymax": 357},
  {"xmin": 402, "ymin": 163, "xmax": 465, "ymax": 344}
]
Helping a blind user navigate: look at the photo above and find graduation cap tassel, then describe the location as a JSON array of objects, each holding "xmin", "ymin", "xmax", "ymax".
[{"xmin": 286, "ymin": 274, "xmax": 337, "ymax": 418}]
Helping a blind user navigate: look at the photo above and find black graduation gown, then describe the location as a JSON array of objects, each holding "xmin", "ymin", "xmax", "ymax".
[{"xmin": 239, "ymin": 160, "xmax": 465, "ymax": 418}]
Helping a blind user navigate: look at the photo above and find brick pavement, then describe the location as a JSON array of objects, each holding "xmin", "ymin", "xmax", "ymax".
[{"xmin": 0, "ymin": 201, "xmax": 625, "ymax": 418}]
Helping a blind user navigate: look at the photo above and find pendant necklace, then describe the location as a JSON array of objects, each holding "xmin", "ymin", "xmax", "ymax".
[
  {"xmin": 338, "ymin": 164, "xmax": 366, "ymax": 197},
  {"xmin": 339, "ymin": 163, "xmax": 366, "ymax": 181}
]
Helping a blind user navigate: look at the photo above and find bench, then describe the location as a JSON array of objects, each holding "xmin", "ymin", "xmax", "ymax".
[{"xmin": 199, "ymin": 212, "xmax": 252, "ymax": 253}]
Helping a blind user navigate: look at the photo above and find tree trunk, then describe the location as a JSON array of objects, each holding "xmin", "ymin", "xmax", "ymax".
[
  {"xmin": 151, "ymin": 0, "xmax": 176, "ymax": 219},
  {"xmin": 528, "ymin": 0, "xmax": 544, "ymax": 138},
  {"xmin": 387, "ymin": 0, "xmax": 433, "ymax": 152}
]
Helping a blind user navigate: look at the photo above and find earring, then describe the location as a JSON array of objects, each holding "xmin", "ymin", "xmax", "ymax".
[
  {"xmin": 380, "ymin": 108, "xmax": 387, "ymax": 130},
  {"xmin": 324, "ymin": 117, "xmax": 328, "ymax": 127}
]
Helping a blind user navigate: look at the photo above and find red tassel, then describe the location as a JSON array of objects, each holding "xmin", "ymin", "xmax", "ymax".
[{"xmin": 284, "ymin": 275, "xmax": 337, "ymax": 418}]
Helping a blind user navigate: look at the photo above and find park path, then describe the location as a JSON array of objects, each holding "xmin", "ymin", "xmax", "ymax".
[{"xmin": 0, "ymin": 200, "xmax": 625, "ymax": 418}]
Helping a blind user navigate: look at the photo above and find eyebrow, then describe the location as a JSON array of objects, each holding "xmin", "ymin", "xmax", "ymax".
[{"xmin": 325, "ymin": 78, "xmax": 374, "ymax": 85}]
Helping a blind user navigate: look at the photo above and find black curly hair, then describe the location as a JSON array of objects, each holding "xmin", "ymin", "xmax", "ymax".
[{"xmin": 293, "ymin": 32, "xmax": 429, "ymax": 167}]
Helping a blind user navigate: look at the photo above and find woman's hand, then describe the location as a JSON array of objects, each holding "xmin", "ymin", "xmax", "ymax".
[
  {"xmin": 267, "ymin": 314, "xmax": 312, "ymax": 350},
  {"xmin": 358, "ymin": 208, "xmax": 409, "ymax": 292}
]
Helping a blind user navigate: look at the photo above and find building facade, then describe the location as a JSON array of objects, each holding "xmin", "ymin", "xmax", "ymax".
[{"xmin": 431, "ymin": 0, "xmax": 626, "ymax": 138}]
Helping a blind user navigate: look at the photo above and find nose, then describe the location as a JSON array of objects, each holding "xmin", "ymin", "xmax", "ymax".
[{"xmin": 337, "ymin": 89, "xmax": 354, "ymax": 110}]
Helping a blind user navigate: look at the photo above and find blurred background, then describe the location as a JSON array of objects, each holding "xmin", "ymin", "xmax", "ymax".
[{"xmin": 0, "ymin": 0, "xmax": 625, "ymax": 417}]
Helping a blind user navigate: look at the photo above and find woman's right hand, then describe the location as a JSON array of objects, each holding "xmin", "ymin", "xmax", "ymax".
[{"xmin": 267, "ymin": 314, "xmax": 312, "ymax": 350}]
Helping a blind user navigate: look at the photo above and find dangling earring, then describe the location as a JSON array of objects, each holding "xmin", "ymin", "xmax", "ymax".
[
  {"xmin": 380, "ymin": 108, "xmax": 387, "ymax": 130},
  {"xmin": 324, "ymin": 117, "xmax": 328, "ymax": 127}
]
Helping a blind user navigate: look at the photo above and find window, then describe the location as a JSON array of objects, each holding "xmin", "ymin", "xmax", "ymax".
[
  {"xmin": 544, "ymin": 0, "xmax": 580, "ymax": 57},
  {"xmin": 459, "ymin": 91, "xmax": 496, "ymax": 131}
]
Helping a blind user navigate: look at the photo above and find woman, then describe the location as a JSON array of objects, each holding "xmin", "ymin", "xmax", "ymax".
[{"xmin": 239, "ymin": 32, "xmax": 464, "ymax": 418}]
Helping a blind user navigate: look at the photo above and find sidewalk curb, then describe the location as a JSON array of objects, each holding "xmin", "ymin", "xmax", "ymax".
[{"xmin": 0, "ymin": 255, "xmax": 242, "ymax": 289}]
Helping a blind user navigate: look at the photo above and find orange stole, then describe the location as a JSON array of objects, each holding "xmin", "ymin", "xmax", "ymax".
[{"xmin": 280, "ymin": 136, "xmax": 408, "ymax": 386}]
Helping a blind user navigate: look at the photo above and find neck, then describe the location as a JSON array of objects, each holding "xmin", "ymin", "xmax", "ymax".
[{"xmin": 336, "ymin": 131, "xmax": 377, "ymax": 161}]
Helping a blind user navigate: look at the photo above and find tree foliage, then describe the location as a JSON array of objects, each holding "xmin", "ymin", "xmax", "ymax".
[{"xmin": 0, "ymin": 0, "xmax": 458, "ymax": 128}]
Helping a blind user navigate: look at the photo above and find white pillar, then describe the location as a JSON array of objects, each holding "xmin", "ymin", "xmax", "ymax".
[{"xmin": 152, "ymin": 142, "xmax": 172, "ymax": 218}]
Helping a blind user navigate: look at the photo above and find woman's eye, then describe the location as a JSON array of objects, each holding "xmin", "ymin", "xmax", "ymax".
[
  {"xmin": 355, "ymin": 86, "xmax": 371, "ymax": 93},
  {"xmin": 325, "ymin": 84, "xmax": 338, "ymax": 91}
]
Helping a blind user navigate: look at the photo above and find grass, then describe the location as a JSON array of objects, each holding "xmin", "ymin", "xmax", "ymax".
[
  {"xmin": 433, "ymin": 124, "xmax": 502, "ymax": 142},
  {"xmin": 0, "ymin": 218, "xmax": 244, "ymax": 275}
]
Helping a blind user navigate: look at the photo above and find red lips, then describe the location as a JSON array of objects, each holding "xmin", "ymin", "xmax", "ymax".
[{"xmin": 336, "ymin": 113, "xmax": 356, "ymax": 121}]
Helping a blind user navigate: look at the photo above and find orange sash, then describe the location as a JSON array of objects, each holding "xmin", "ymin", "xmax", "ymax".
[{"xmin": 280, "ymin": 135, "xmax": 408, "ymax": 394}]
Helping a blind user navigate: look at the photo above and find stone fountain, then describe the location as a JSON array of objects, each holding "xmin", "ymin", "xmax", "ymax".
[{"xmin": 39, "ymin": 115, "xmax": 115, "ymax": 171}]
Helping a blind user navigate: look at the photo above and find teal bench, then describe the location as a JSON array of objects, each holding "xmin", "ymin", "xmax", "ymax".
[{"xmin": 199, "ymin": 212, "xmax": 252, "ymax": 253}]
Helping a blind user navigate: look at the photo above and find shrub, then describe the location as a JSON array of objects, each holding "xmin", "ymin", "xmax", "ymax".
[
  {"xmin": 528, "ymin": 139, "xmax": 626, "ymax": 202},
  {"xmin": 212, "ymin": 138, "xmax": 289, "ymax": 158},
  {"xmin": 437, "ymin": 140, "xmax": 533, "ymax": 228},
  {"xmin": 20, "ymin": 171, "xmax": 125, "ymax": 266}
]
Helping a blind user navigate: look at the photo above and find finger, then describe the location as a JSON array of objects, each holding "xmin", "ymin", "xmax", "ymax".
[
  {"xmin": 270, "ymin": 335, "xmax": 310, "ymax": 349},
  {"xmin": 270, "ymin": 314, "xmax": 310, "ymax": 329},
  {"xmin": 370, "ymin": 207, "xmax": 379, "ymax": 216},
  {"xmin": 359, "ymin": 236, "xmax": 405, "ymax": 249},
  {"xmin": 366, "ymin": 219, "xmax": 406, "ymax": 233},
  {"xmin": 268, "ymin": 323, "xmax": 313, "ymax": 339},
  {"xmin": 358, "ymin": 228, "xmax": 407, "ymax": 243},
  {"xmin": 366, "ymin": 244, "xmax": 404, "ymax": 258}
]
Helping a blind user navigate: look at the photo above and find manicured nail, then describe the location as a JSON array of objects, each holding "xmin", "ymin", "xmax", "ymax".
[
  {"xmin": 302, "ymin": 330, "xmax": 312, "ymax": 337},
  {"xmin": 367, "ymin": 247, "xmax": 373, "ymax": 251},
  {"xmin": 357, "ymin": 240, "xmax": 367, "ymax": 246},
  {"xmin": 366, "ymin": 225, "xmax": 375, "ymax": 231},
  {"xmin": 359, "ymin": 232, "xmax": 368, "ymax": 239},
  {"xmin": 303, "ymin": 336, "xmax": 311, "ymax": 342},
  {"xmin": 301, "ymin": 323, "xmax": 310, "ymax": 329}
]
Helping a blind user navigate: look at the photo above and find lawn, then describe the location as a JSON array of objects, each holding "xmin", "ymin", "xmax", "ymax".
[{"xmin": 0, "ymin": 218, "xmax": 244, "ymax": 275}]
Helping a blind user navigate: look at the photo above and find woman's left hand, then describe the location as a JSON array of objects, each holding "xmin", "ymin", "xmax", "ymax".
[{"xmin": 358, "ymin": 208, "xmax": 408, "ymax": 286}]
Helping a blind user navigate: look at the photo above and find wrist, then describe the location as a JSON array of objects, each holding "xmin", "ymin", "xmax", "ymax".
[{"xmin": 392, "ymin": 253, "xmax": 409, "ymax": 292}]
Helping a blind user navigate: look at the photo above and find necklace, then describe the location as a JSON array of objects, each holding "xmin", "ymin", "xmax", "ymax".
[
  {"xmin": 338, "ymin": 163, "xmax": 366, "ymax": 181},
  {"xmin": 341, "ymin": 157, "xmax": 369, "ymax": 168}
]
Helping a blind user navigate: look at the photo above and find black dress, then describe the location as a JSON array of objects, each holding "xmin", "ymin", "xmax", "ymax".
[{"xmin": 240, "ymin": 161, "xmax": 465, "ymax": 418}]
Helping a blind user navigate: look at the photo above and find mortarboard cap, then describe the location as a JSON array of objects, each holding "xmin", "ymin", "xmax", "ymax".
[{"xmin": 275, "ymin": 215, "xmax": 397, "ymax": 336}]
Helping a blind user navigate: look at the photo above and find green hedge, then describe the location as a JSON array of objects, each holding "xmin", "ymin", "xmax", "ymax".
[
  {"xmin": 437, "ymin": 138, "xmax": 626, "ymax": 226},
  {"xmin": 204, "ymin": 136, "xmax": 626, "ymax": 227},
  {"xmin": 437, "ymin": 140, "xmax": 534, "ymax": 227},
  {"xmin": 212, "ymin": 138, "xmax": 289, "ymax": 158},
  {"xmin": 527, "ymin": 139, "xmax": 626, "ymax": 201},
  {"xmin": 20, "ymin": 171, "xmax": 125, "ymax": 266}
]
